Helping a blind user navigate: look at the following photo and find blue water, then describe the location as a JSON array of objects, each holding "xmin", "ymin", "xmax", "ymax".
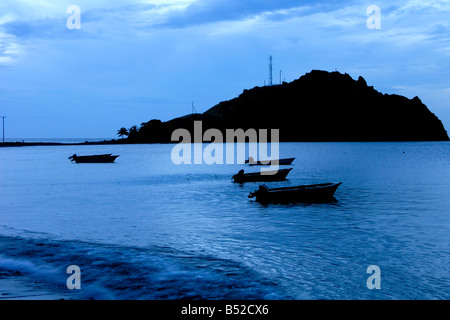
[{"xmin": 0, "ymin": 142, "xmax": 449, "ymax": 299}]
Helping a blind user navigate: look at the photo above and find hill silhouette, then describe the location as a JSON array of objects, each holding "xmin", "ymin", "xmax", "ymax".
[{"xmin": 125, "ymin": 70, "xmax": 449, "ymax": 143}]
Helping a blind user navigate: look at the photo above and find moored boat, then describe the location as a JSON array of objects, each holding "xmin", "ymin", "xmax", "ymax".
[
  {"xmin": 245, "ymin": 157, "xmax": 295, "ymax": 166},
  {"xmin": 248, "ymin": 182, "xmax": 342, "ymax": 203},
  {"xmin": 68, "ymin": 154, "xmax": 119, "ymax": 163},
  {"xmin": 232, "ymin": 168, "xmax": 293, "ymax": 183}
]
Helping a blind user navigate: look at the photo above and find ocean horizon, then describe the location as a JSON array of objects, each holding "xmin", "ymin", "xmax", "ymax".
[{"xmin": 2, "ymin": 138, "xmax": 115, "ymax": 144}]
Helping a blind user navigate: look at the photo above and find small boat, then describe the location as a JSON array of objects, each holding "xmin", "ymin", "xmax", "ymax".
[
  {"xmin": 248, "ymin": 182, "xmax": 342, "ymax": 203},
  {"xmin": 68, "ymin": 154, "xmax": 119, "ymax": 163},
  {"xmin": 245, "ymin": 157, "xmax": 295, "ymax": 166},
  {"xmin": 232, "ymin": 168, "xmax": 293, "ymax": 183}
]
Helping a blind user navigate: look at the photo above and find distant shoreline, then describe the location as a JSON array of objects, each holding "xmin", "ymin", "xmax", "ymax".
[
  {"xmin": 0, "ymin": 140, "xmax": 123, "ymax": 147},
  {"xmin": 1, "ymin": 139, "xmax": 449, "ymax": 148}
]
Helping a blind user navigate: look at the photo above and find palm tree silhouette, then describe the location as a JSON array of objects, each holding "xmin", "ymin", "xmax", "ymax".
[{"xmin": 117, "ymin": 127, "xmax": 128, "ymax": 139}]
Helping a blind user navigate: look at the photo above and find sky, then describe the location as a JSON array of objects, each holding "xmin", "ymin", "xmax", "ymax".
[{"xmin": 0, "ymin": 0, "xmax": 450, "ymax": 139}]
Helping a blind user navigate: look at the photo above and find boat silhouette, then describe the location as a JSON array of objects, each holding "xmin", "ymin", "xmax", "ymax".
[
  {"xmin": 68, "ymin": 154, "xmax": 119, "ymax": 163},
  {"xmin": 248, "ymin": 182, "xmax": 342, "ymax": 203}
]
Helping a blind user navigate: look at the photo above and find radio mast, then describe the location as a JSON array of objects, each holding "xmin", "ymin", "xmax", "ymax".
[
  {"xmin": 191, "ymin": 102, "xmax": 198, "ymax": 114},
  {"xmin": 268, "ymin": 56, "xmax": 273, "ymax": 86}
]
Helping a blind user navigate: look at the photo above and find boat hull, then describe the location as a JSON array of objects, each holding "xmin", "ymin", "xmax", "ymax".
[
  {"xmin": 249, "ymin": 182, "xmax": 342, "ymax": 203},
  {"xmin": 232, "ymin": 168, "xmax": 292, "ymax": 183},
  {"xmin": 69, "ymin": 154, "xmax": 119, "ymax": 163},
  {"xmin": 247, "ymin": 157, "xmax": 295, "ymax": 166}
]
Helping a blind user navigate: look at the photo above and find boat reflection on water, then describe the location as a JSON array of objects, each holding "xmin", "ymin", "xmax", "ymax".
[{"xmin": 232, "ymin": 168, "xmax": 293, "ymax": 183}]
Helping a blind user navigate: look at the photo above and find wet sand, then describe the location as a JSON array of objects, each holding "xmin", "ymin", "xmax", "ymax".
[{"xmin": 0, "ymin": 270, "xmax": 82, "ymax": 300}]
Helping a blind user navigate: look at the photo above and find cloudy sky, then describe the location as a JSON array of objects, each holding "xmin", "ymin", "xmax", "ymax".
[{"xmin": 1, "ymin": 0, "xmax": 449, "ymax": 139}]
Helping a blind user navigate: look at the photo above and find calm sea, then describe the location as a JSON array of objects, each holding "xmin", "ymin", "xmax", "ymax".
[{"xmin": 0, "ymin": 142, "xmax": 449, "ymax": 300}]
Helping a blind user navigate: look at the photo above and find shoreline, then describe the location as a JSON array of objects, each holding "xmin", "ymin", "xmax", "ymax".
[
  {"xmin": 0, "ymin": 270, "xmax": 82, "ymax": 300},
  {"xmin": 0, "ymin": 140, "xmax": 125, "ymax": 147},
  {"xmin": 1, "ymin": 140, "xmax": 449, "ymax": 148},
  {"xmin": 0, "ymin": 139, "xmax": 179, "ymax": 147}
]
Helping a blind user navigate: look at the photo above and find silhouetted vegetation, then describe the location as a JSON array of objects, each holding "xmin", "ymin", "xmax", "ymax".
[{"xmin": 117, "ymin": 127, "xmax": 128, "ymax": 139}]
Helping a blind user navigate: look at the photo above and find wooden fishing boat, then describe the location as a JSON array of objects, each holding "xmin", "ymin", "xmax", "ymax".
[
  {"xmin": 232, "ymin": 168, "xmax": 293, "ymax": 183},
  {"xmin": 68, "ymin": 154, "xmax": 119, "ymax": 163},
  {"xmin": 245, "ymin": 157, "xmax": 295, "ymax": 166},
  {"xmin": 248, "ymin": 182, "xmax": 342, "ymax": 202}
]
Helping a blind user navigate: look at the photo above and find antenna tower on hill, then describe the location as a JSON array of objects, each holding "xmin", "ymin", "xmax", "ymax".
[
  {"xmin": 268, "ymin": 56, "xmax": 273, "ymax": 86},
  {"xmin": 191, "ymin": 102, "xmax": 198, "ymax": 114}
]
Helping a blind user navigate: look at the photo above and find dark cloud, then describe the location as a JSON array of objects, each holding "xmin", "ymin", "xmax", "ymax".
[
  {"xmin": 3, "ymin": 20, "xmax": 57, "ymax": 38},
  {"xmin": 0, "ymin": 1, "xmax": 354, "ymax": 39},
  {"xmin": 154, "ymin": 0, "xmax": 348, "ymax": 29}
]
